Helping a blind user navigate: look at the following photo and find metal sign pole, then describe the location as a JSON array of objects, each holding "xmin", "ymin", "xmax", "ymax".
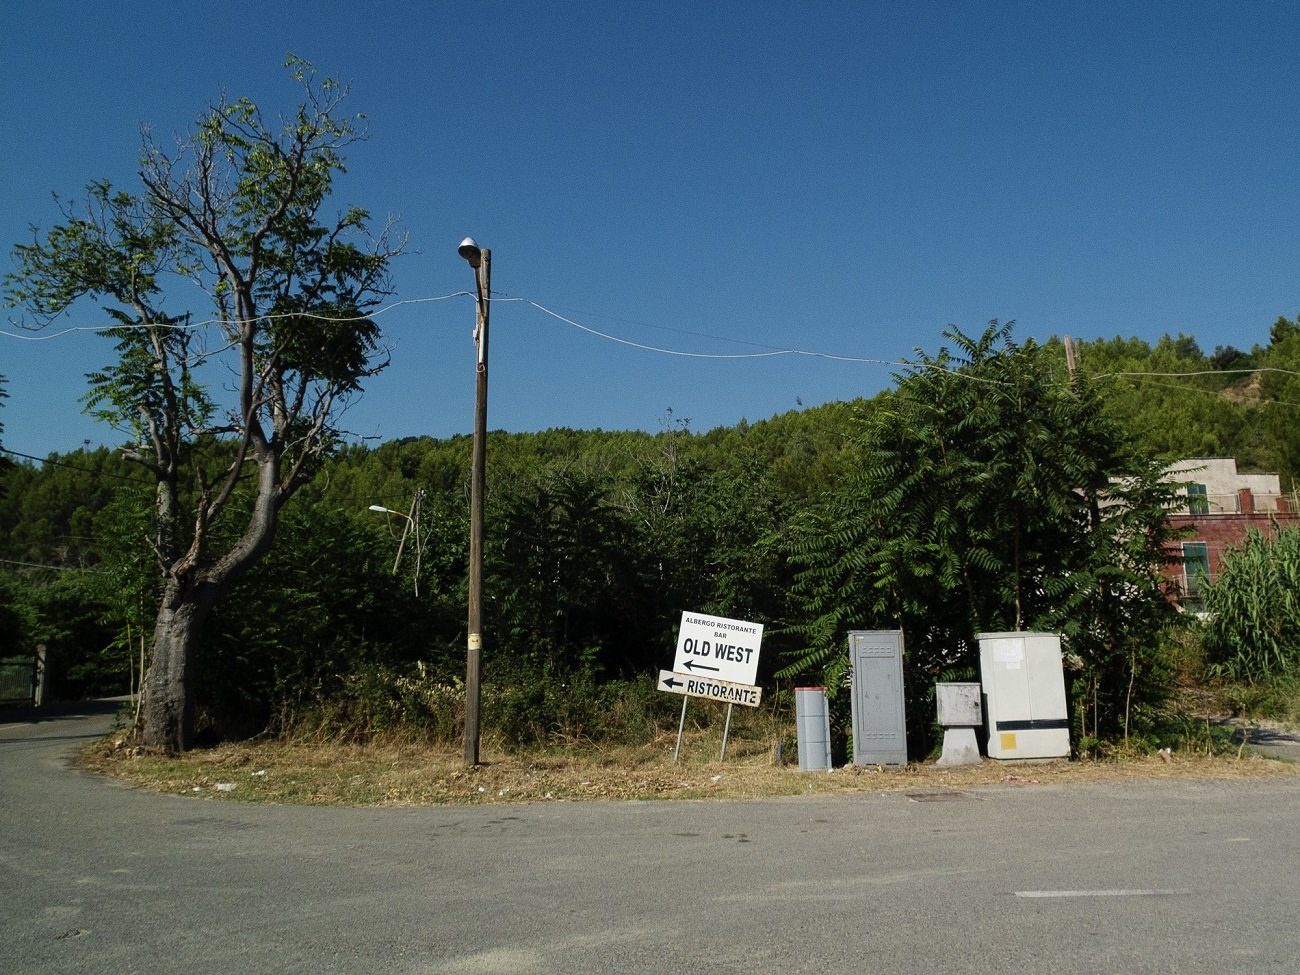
[
  {"xmin": 673, "ymin": 696, "xmax": 689, "ymax": 764},
  {"xmin": 719, "ymin": 703, "xmax": 734, "ymax": 761}
]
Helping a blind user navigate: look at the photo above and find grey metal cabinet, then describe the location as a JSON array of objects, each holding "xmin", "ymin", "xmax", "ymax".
[{"xmin": 848, "ymin": 630, "xmax": 908, "ymax": 766}]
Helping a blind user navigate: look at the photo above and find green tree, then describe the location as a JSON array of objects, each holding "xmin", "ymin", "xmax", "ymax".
[
  {"xmin": 1078, "ymin": 331, "xmax": 1290, "ymax": 479},
  {"xmin": 0, "ymin": 375, "xmax": 12, "ymax": 501},
  {"xmin": 489, "ymin": 463, "xmax": 642, "ymax": 674},
  {"xmin": 0, "ymin": 569, "xmax": 34, "ymax": 659},
  {"xmin": 198, "ymin": 501, "xmax": 421, "ymax": 733},
  {"xmin": 1200, "ymin": 524, "xmax": 1300, "ymax": 682},
  {"xmin": 4, "ymin": 60, "xmax": 402, "ymax": 749},
  {"xmin": 781, "ymin": 323, "xmax": 1180, "ymax": 747},
  {"xmin": 1256, "ymin": 316, "xmax": 1300, "ymax": 490}
]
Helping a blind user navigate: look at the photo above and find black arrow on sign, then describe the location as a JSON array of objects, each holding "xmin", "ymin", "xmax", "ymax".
[
  {"xmin": 682, "ymin": 659, "xmax": 720, "ymax": 673},
  {"xmin": 661, "ymin": 675, "xmax": 684, "ymax": 689}
]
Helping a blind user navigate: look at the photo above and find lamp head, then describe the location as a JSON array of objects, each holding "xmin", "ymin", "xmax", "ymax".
[{"xmin": 458, "ymin": 237, "xmax": 482, "ymax": 268}]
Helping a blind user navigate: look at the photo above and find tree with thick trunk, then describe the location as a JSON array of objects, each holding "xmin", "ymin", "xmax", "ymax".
[{"xmin": 4, "ymin": 59, "xmax": 402, "ymax": 750}]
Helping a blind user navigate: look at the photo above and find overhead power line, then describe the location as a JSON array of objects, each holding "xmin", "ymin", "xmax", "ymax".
[
  {"xmin": 0, "ymin": 294, "xmax": 468, "ymax": 341},
  {"xmin": 0, "ymin": 446, "xmax": 151, "ymax": 482},
  {"xmin": 0, "ymin": 558, "xmax": 103, "ymax": 574},
  {"xmin": 4, "ymin": 289, "xmax": 1300, "ymax": 386}
]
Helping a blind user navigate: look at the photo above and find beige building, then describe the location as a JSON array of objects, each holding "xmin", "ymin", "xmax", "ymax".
[
  {"xmin": 1163, "ymin": 457, "xmax": 1292, "ymax": 516},
  {"xmin": 1162, "ymin": 458, "xmax": 1298, "ymax": 606}
]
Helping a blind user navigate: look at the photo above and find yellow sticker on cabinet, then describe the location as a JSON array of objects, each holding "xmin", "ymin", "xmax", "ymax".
[{"xmin": 1000, "ymin": 732, "xmax": 1018, "ymax": 752}]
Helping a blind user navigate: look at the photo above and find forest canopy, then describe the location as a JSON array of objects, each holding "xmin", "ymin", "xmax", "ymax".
[{"xmin": 3, "ymin": 317, "xmax": 1298, "ymax": 753}]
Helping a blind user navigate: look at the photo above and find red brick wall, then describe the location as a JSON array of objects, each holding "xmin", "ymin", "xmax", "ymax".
[{"xmin": 1166, "ymin": 511, "xmax": 1300, "ymax": 583}]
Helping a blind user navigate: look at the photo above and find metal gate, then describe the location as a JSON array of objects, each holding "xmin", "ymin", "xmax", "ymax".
[{"xmin": 0, "ymin": 656, "xmax": 37, "ymax": 707}]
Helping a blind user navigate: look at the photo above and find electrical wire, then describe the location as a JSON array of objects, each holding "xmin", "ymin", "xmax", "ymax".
[
  {"xmin": 0, "ymin": 446, "xmax": 151, "ymax": 481},
  {"xmin": 1095, "ymin": 374, "xmax": 1300, "ymax": 410},
  {"xmin": 509, "ymin": 296, "xmax": 1009, "ymax": 383},
  {"xmin": 5, "ymin": 287, "xmax": 1300, "ymax": 387},
  {"xmin": 518, "ymin": 297, "xmax": 876, "ymax": 363},
  {"xmin": 0, "ymin": 294, "xmax": 468, "ymax": 341},
  {"xmin": 0, "ymin": 558, "xmax": 102, "ymax": 573},
  {"xmin": 1093, "ymin": 367, "xmax": 1300, "ymax": 380}
]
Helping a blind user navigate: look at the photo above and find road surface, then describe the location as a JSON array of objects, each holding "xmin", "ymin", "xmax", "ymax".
[{"xmin": 3, "ymin": 703, "xmax": 1298, "ymax": 974}]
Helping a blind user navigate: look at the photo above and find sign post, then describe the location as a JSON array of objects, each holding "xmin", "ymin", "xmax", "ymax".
[
  {"xmin": 673, "ymin": 696, "xmax": 688, "ymax": 764},
  {"xmin": 659, "ymin": 611, "xmax": 765, "ymax": 762}
]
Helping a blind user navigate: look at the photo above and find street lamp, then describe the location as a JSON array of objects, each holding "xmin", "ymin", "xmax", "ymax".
[
  {"xmin": 459, "ymin": 236, "xmax": 490, "ymax": 766},
  {"xmin": 367, "ymin": 498, "xmax": 422, "ymax": 595}
]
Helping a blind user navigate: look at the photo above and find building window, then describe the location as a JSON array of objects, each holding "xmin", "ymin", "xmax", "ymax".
[
  {"xmin": 1186, "ymin": 483, "xmax": 1209, "ymax": 515},
  {"xmin": 1182, "ymin": 541, "xmax": 1210, "ymax": 601}
]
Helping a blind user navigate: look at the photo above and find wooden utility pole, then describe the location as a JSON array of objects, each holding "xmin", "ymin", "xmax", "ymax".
[{"xmin": 460, "ymin": 239, "xmax": 491, "ymax": 766}]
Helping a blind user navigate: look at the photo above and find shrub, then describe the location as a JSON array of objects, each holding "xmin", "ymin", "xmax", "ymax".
[{"xmin": 1201, "ymin": 524, "xmax": 1300, "ymax": 683}]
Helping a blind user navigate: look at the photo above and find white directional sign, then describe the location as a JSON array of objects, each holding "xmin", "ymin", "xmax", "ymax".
[
  {"xmin": 658, "ymin": 670, "xmax": 763, "ymax": 707},
  {"xmin": 673, "ymin": 611, "xmax": 764, "ymax": 686}
]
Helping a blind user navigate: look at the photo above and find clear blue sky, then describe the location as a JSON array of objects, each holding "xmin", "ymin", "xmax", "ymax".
[{"xmin": 3, "ymin": 1, "xmax": 1299, "ymax": 459}]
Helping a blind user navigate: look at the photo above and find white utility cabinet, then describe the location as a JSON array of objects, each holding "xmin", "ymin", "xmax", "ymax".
[{"xmin": 977, "ymin": 632, "xmax": 1070, "ymax": 760}]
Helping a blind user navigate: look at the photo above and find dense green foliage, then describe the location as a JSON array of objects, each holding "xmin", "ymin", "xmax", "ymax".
[
  {"xmin": 780, "ymin": 323, "xmax": 1183, "ymax": 752},
  {"xmin": 0, "ymin": 404, "xmax": 857, "ymax": 721},
  {"xmin": 1076, "ymin": 318, "xmax": 1300, "ymax": 488},
  {"xmin": 1200, "ymin": 524, "xmax": 1300, "ymax": 683},
  {"xmin": 2, "ymin": 315, "xmax": 1299, "ymax": 751}
]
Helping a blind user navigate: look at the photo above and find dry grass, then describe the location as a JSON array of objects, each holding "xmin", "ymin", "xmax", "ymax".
[{"xmin": 80, "ymin": 728, "xmax": 1300, "ymax": 807}]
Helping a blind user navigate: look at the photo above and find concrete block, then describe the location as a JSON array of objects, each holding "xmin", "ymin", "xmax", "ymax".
[{"xmin": 936, "ymin": 727, "xmax": 981, "ymax": 766}]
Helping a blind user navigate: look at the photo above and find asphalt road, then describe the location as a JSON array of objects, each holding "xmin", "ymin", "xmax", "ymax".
[{"xmin": 3, "ymin": 704, "xmax": 1299, "ymax": 975}]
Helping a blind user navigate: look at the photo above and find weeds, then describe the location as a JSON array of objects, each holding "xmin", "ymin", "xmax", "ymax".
[
  {"xmin": 82, "ymin": 728, "xmax": 1300, "ymax": 808},
  {"xmin": 99, "ymin": 636, "xmax": 1300, "ymax": 808},
  {"xmin": 268, "ymin": 660, "xmax": 793, "ymax": 755},
  {"xmin": 1218, "ymin": 676, "xmax": 1300, "ymax": 724}
]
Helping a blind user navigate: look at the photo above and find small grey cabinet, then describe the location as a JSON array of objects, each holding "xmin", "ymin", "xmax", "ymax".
[{"xmin": 848, "ymin": 630, "xmax": 907, "ymax": 766}]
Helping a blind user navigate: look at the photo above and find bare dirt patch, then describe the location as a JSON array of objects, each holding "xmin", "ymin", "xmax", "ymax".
[{"xmin": 81, "ymin": 731, "xmax": 1300, "ymax": 807}]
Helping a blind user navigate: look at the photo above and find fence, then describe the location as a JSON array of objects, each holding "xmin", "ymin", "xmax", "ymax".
[{"xmin": 0, "ymin": 657, "xmax": 37, "ymax": 707}]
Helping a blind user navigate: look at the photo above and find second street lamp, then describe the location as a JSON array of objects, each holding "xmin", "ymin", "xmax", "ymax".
[
  {"xmin": 459, "ymin": 236, "xmax": 489, "ymax": 766},
  {"xmin": 367, "ymin": 495, "xmax": 422, "ymax": 595}
]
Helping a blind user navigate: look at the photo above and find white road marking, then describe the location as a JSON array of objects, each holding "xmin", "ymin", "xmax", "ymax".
[{"xmin": 1015, "ymin": 889, "xmax": 1182, "ymax": 898}]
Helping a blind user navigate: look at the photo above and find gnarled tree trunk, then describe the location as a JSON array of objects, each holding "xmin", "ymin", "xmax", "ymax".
[
  {"xmin": 7, "ymin": 63, "xmax": 398, "ymax": 753},
  {"xmin": 140, "ymin": 577, "xmax": 221, "ymax": 751}
]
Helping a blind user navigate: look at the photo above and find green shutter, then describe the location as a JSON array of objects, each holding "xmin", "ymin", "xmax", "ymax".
[{"xmin": 1182, "ymin": 541, "xmax": 1210, "ymax": 597}]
